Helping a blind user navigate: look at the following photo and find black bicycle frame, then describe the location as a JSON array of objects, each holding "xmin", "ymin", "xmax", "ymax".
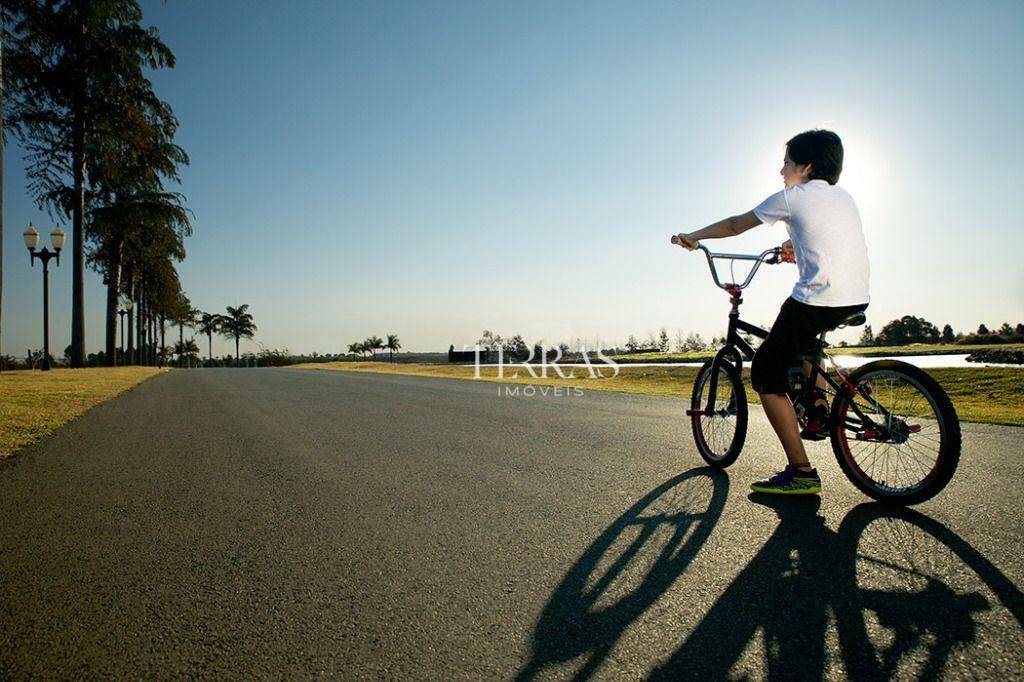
[
  {"xmin": 698, "ymin": 303, "xmax": 887, "ymax": 436},
  {"xmin": 701, "ymin": 293, "xmax": 767, "ymax": 412},
  {"xmin": 685, "ymin": 243, "xmax": 889, "ymax": 435}
]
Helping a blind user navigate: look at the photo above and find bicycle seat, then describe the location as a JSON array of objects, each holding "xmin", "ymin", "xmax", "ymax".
[{"xmin": 828, "ymin": 311, "xmax": 866, "ymax": 331}]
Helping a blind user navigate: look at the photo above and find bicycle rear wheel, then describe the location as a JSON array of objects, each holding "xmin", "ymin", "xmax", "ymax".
[
  {"xmin": 690, "ymin": 359, "xmax": 747, "ymax": 468},
  {"xmin": 830, "ymin": 360, "xmax": 961, "ymax": 505}
]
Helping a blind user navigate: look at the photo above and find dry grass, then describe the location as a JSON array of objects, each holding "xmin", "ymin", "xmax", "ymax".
[
  {"xmin": 926, "ymin": 368, "xmax": 1024, "ymax": 426},
  {"xmin": 0, "ymin": 367, "xmax": 166, "ymax": 458},
  {"xmin": 295, "ymin": 362, "xmax": 1024, "ymax": 426}
]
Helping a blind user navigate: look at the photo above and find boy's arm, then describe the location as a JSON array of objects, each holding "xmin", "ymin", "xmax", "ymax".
[{"xmin": 673, "ymin": 211, "xmax": 760, "ymax": 249}]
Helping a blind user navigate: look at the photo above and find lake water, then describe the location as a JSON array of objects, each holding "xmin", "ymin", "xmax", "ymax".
[
  {"xmin": 828, "ymin": 353, "xmax": 1018, "ymax": 368},
  {"xmin": 477, "ymin": 354, "xmax": 1021, "ymax": 369}
]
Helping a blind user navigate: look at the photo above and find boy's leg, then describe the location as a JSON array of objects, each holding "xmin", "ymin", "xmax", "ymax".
[
  {"xmin": 802, "ymin": 358, "xmax": 831, "ymax": 434},
  {"xmin": 760, "ymin": 393, "xmax": 813, "ymax": 471},
  {"xmin": 751, "ymin": 298, "xmax": 821, "ymax": 472},
  {"xmin": 802, "ymin": 359, "xmax": 828, "ymax": 393}
]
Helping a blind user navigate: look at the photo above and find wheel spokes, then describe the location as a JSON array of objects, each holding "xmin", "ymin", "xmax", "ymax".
[
  {"xmin": 696, "ymin": 368, "xmax": 739, "ymax": 458},
  {"xmin": 844, "ymin": 372, "xmax": 943, "ymax": 493}
]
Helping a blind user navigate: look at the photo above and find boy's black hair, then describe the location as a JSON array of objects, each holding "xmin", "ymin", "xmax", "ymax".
[{"xmin": 786, "ymin": 129, "xmax": 843, "ymax": 184}]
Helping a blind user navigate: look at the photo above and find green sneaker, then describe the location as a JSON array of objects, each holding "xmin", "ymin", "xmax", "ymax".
[{"xmin": 750, "ymin": 465, "xmax": 821, "ymax": 495}]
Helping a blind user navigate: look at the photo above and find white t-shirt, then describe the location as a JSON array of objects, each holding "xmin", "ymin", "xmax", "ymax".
[{"xmin": 753, "ymin": 179, "xmax": 870, "ymax": 307}]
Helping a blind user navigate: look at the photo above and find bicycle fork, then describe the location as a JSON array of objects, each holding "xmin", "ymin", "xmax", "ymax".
[{"xmin": 686, "ymin": 346, "xmax": 743, "ymax": 417}]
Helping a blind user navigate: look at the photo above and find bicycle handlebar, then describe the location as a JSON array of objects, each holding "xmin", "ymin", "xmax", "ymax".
[{"xmin": 672, "ymin": 236, "xmax": 782, "ymax": 291}]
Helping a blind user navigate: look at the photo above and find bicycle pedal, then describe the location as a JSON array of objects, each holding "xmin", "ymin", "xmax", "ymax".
[{"xmin": 800, "ymin": 426, "xmax": 829, "ymax": 441}]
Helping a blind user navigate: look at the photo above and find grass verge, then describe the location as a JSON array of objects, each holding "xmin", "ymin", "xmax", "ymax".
[
  {"xmin": 294, "ymin": 361, "xmax": 1024, "ymax": 427},
  {"xmin": 0, "ymin": 367, "xmax": 166, "ymax": 458}
]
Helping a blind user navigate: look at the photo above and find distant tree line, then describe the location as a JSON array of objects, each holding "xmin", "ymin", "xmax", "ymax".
[
  {"xmin": 472, "ymin": 329, "xmax": 705, "ymax": 360},
  {"xmin": 468, "ymin": 316, "xmax": 1024, "ymax": 362},
  {"xmin": 345, "ymin": 334, "xmax": 402, "ymax": 362},
  {"xmin": 472, "ymin": 331, "xmax": 575, "ymax": 361},
  {"xmin": 0, "ymin": 303, "xmax": 258, "ymax": 370},
  {"xmin": 857, "ymin": 317, "xmax": 1024, "ymax": 347},
  {"xmin": 621, "ymin": 329, "xmax": 715, "ymax": 354}
]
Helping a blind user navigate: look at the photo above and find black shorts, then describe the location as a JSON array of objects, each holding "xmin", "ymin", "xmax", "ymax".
[{"xmin": 750, "ymin": 297, "xmax": 868, "ymax": 395}]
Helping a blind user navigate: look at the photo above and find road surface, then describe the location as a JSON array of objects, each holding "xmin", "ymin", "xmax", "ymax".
[{"xmin": 1, "ymin": 368, "xmax": 1021, "ymax": 678}]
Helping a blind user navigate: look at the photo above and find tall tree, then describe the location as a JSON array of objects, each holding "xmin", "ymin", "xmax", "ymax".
[
  {"xmin": 87, "ymin": 99, "xmax": 190, "ymax": 366},
  {"xmin": 876, "ymin": 316, "xmax": 940, "ymax": 346},
  {"xmin": 6, "ymin": 0, "xmax": 176, "ymax": 366},
  {"xmin": 477, "ymin": 330, "xmax": 496, "ymax": 349},
  {"xmin": 0, "ymin": 2, "xmax": 21, "ymax": 367},
  {"xmin": 196, "ymin": 312, "xmax": 220, "ymax": 365},
  {"xmin": 0, "ymin": 18, "xmax": 5, "ymax": 364},
  {"xmin": 170, "ymin": 293, "xmax": 195, "ymax": 366},
  {"xmin": 386, "ymin": 334, "xmax": 401, "ymax": 362},
  {"xmin": 859, "ymin": 324, "xmax": 875, "ymax": 346},
  {"xmin": 505, "ymin": 335, "xmax": 528, "ymax": 360},
  {"xmin": 89, "ymin": 187, "xmax": 190, "ymax": 365},
  {"xmin": 173, "ymin": 338, "xmax": 199, "ymax": 368},
  {"xmin": 657, "ymin": 328, "xmax": 670, "ymax": 353},
  {"xmin": 219, "ymin": 305, "xmax": 257, "ymax": 364},
  {"xmin": 365, "ymin": 335, "xmax": 384, "ymax": 360},
  {"xmin": 136, "ymin": 251, "xmax": 180, "ymax": 366}
]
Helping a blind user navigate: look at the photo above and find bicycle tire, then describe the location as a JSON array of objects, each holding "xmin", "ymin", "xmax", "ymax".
[
  {"xmin": 830, "ymin": 360, "xmax": 961, "ymax": 505},
  {"xmin": 691, "ymin": 359, "xmax": 748, "ymax": 468}
]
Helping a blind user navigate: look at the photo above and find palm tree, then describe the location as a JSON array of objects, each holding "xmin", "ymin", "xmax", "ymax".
[
  {"xmin": 171, "ymin": 296, "xmax": 197, "ymax": 366},
  {"xmin": 347, "ymin": 342, "xmax": 362, "ymax": 360},
  {"xmin": 386, "ymin": 334, "xmax": 401, "ymax": 362},
  {"xmin": 7, "ymin": 1, "xmax": 178, "ymax": 366},
  {"xmin": 0, "ymin": 4, "xmax": 13, "ymax": 364},
  {"xmin": 218, "ymin": 304, "xmax": 257, "ymax": 365},
  {"xmin": 91, "ymin": 191, "xmax": 189, "ymax": 367},
  {"xmin": 365, "ymin": 335, "xmax": 384, "ymax": 360},
  {"xmin": 90, "ymin": 108, "xmax": 189, "ymax": 368},
  {"xmin": 142, "ymin": 256, "xmax": 182, "ymax": 368},
  {"xmin": 85, "ymin": 86, "xmax": 190, "ymax": 367},
  {"xmin": 196, "ymin": 312, "xmax": 220, "ymax": 365},
  {"xmin": 173, "ymin": 338, "xmax": 200, "ymax": 368},
  {"xmin": 0, "ymin": 10, "xmax": 6, "ymax": 365}
]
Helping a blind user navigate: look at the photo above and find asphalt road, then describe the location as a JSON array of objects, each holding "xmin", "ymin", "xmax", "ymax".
[{"xmin": 1, "ymin": 368, "xmax": 1022, "ymax": 679}]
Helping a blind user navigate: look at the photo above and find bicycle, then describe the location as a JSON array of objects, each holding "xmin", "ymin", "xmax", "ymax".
[{"xmin": 673, "ymin": 239, "xmax": 961, "ymax": 505}]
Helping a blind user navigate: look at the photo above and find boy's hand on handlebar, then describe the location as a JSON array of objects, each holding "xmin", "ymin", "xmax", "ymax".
[
  {"xmin": 672, "ymin": 233, "xmax": 699, "ymax": 251},
  {"xmin": 780, "ymin": 239, "xmax": 796, "ymax": 264}
]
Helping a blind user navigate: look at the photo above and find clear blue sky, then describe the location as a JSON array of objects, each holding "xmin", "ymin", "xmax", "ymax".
[{"xmin": 3, "ymin": 0, "xmax": 1023, "ymax": 357}]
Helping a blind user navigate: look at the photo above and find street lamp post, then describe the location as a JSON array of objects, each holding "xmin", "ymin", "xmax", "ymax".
[
  {"xmin": 23, "ymin": 223, "xmax": 67, "ymax": 371},
  {"xmin": 125, "ymin": 297, "xmax": 135, "ymax": 365},
  {"xmin": 118, "ymin": 307, "xmax": 127, "ymax": 365}
]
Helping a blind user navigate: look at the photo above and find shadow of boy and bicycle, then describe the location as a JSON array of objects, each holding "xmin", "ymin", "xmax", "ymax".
[{"xmin": 518, "ymin": 467, "xmax": 1024, "ymax": 680}]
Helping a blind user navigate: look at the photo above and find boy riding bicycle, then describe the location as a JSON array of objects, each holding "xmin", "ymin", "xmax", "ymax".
[{"xmin": 674, "ymin": 130, "xmax": 870, "ymax": 495}]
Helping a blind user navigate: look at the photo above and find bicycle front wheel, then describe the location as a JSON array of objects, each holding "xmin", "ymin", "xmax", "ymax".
[
  {"xmin": 690, "ymin": 359, "xmax": 748, "ymax": 468},
  {"xmin": 830, "ymin": 360, "xmax": 961, "ymax": 505}
]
